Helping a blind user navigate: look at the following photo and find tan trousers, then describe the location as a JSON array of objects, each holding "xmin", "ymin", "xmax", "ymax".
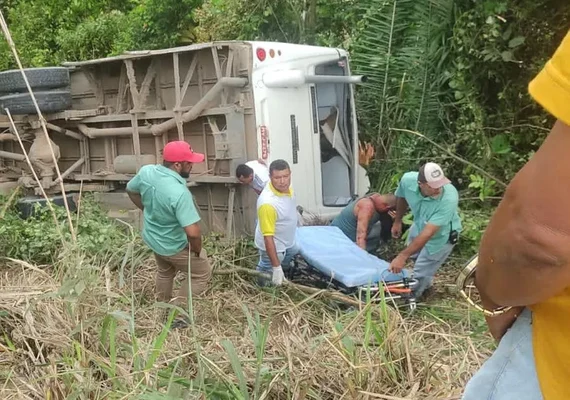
[{"xmin": 154, "ymin": 247, "xmax": 212, "ymax": 305}]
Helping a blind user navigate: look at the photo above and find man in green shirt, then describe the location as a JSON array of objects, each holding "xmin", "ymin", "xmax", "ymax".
[
  {"xmin": 126, "ymin": 141, "xmax": 212, "ymax": 323},
  {"xmin": 389, "ymin": 162, "xmax": 462, "ymax": 299}
]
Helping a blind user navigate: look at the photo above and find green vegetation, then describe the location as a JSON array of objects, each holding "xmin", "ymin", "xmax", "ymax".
[
  {"xmin": 0, "ymin": 0, "xmax": 567, "ymax": 397},
  {"xmin": 0, "ymin": 194, "xmax": 493, "ymax": 398},
  {"xmin": 0, "ymin": 0, "xmax": 566, "ymax": 198}
]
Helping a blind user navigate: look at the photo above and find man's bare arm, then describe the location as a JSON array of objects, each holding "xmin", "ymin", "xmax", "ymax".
[
  {"xmin": 394, "ymin": 196, "xmax": 408, "ymax": 222},
  {"xmin": 263, "ymin": 236, "xmax": 281, "ymax": 267},
  {"xmin": 127, "ymin": 190, "xmax": 144, "ymax": 210},
  {"xmin": 476, "ymin": 120, "xmax": 570, "ymax": 308},
  {"xmin": 398, "ymin": 223, "xmax": 439, "ymax": 259},
  {"xmin": 183, "ymin": 223, "xmax": 202, "ymax": 255},
  {"xmin": 355, "ymin": 200, "xmax": 375, "ymax": 249}
]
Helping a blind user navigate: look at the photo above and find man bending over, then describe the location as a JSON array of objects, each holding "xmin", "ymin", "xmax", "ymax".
[
  {"xmin": 236, "ymin": 159, "xmax": 270, "ymax": 195},
  {"xmin": 331, "ymin": 193, "xmax": 396, "ymax": 253},
  {"xmin": 389, "ymin": 162, "xmax": 462, "ymax": 300}
]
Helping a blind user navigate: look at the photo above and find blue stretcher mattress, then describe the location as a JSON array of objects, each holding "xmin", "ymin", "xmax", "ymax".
[{"xmin": 296, "ymin": 225, "xmax": 410, "ymax": 288}]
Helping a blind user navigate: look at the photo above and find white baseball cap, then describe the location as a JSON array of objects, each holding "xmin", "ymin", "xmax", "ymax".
[{"xmin": 419, "ymin": 162, "xmax": 451, "ymax": 189}]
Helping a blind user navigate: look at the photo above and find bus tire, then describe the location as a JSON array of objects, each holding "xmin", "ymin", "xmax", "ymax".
[
  {"xmin": 0, "ymin": 67, "xmax": 70, "ymax": 93},
  {"xmin": 0, "ymin": 89, "xmax": 72, "ymax": 115}
]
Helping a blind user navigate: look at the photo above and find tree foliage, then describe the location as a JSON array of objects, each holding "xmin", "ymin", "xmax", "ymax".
[
  {"xmin": 0, "ymin": 0, "xmax": 200, "ymax": 67},
  {"xmin": 0, "ymin": 0, "xmax": 567, "ymax": 204}
]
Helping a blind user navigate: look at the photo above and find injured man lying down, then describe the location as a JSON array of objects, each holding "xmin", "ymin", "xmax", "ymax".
[{"xmin": 330, "ymin": 192, "xmax": 397, "ymax": 254}]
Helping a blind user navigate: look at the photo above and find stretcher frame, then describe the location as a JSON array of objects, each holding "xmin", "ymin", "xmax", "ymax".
[{"xmin": 287, "ymin": 255, "xmax": 419, "ymax": 312}]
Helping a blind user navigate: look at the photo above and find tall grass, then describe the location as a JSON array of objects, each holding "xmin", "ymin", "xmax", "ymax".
[{"xmin": 0, "ymin": 196, "xmax": 491, "ymax": 399}]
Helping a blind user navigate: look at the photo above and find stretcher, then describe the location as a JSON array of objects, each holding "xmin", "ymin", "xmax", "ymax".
[{"xmin": 288, "ymin": 225, "xmax": 419, "ymax": 311}]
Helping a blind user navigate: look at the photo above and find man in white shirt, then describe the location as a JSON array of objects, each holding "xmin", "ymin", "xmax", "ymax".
[
  {"xmin": 254, "ymin": 159, "xmax": 299, "ymax": 286},
  {"xmin": 236, "ymin": 159, "xmax": 270, "ymax": 195}
]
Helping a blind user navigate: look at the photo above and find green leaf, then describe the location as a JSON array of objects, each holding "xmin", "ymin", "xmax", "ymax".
[
  {"xmin": 221, "ymin": 340, "xmax": 250, "ymax": 399},
  {"xmin": 500, "ymin": 51, "xmax": 514, "ymax": 62},
  {"xmin": 490, "ymin": 134, "xmax": 511, "ymax": 154},
  {"xmin": 508, "ymin": 36, "xmax": 525, "ymax": 48}
]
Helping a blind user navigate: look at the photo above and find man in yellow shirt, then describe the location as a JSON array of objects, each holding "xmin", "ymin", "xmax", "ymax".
[
  {"xmin": 462, "ymin": 30, "xmax": 570, "ymax": 400},
  {"xmin": 254, "ymin": 159, "xmax": 299, "ymax": 286}
]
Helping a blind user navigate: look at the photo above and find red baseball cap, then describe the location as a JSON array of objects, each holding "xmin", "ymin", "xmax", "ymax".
[{"xmin": 163, "ymin": 141, "xmax": 205, "ymax": 163}]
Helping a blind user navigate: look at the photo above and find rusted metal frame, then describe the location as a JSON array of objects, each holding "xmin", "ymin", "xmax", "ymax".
[
  {"xmin": 223, "ymin": 48, "xmax": 235, "ymax": 104},
  {"xmin": 211, "ymin": 47, "xmax": 223, "ymax": 80},
  {"xmin": 44, "ymin": 121, "xmax": 88, "ymax": 174},
  {"xmin": 53, "ymin": 158, "xmax": 85, "ymax": 184},
  {"xmin": 123, "ymin": 58, "xmax": 143, "ymax": 171},
  {"xmin": 161, "ymin": 132, "xmax": 168, "ymax": 154},
  {"xmin": 77, "ymin": 124, "xmax": 152, "ymax": 138},
  {"xmin": 178, "ymin": 55, "xmax": 198, "ymax": 109},
  {"xmin": 77, "ymin": 106, "xmax": 240, "ymax": 124},
  {"xmin": 148, "ymin": 77, "xmax": 247, "ymax": 136},
  {"xmin": 84, "ymin": 67, "xmax": 105, "ymax": 106},
  {"xmin": 8, "ymin": 140, "xmax": 16, "ymax": 167},
  {"xmin": 154, "ymin": 135, "xmax": 162, "ymax": 164},
  {"xmin": 154, "ymin": 58, "xmax": 165, "ymax": 110},
  {"xmin": 112, "ymin": 135, "xmax": 118, "ymax": 172},
  {"xmin": 104, "ymin": 122, "xmax": 114, "ymax": 171},
  {"xmin": 173, "ymin": 53, "xmax": 184, "ymax": 141},
  {"xmin": 207, "ymin": 185, "xmax": 214, "ymax": 231},
  {"xmin": 125, "ymin": 58, "xmax": 158, "ymax": 112},
  {"xmin": 124, "ymin": 60, "xmax": 140, "ymax": 110},
  {"xmin": 173, "ymin": 53, "xmax": 182, "ymax": 107},
  {"xmin": 0, "ymin": 149, "xmax": 25, "ymax": 161},
  {"xmin": 116, "ymin": 64, "xmax": 128, "ymax": 113},
  {"xmin": 0, "ymin": 110, "xmax": 104, "ymax": 128},
  {"xmin": 225, "ymin": 47, "xmax": 235, "ymax": 78},
  {"xmin": 130, "ymin": 113, "xmax": 142, "ymax": 171},
  {"xmin": 211, "ymin": 46, "xmax": 225, "ymax": 104},
  {"xmin": 74, "ymin": 173, "xmax": 236, "ymax": 184},
  {"xmin": 45, "ymin": 123, "xmax": 84, "ymax": 141},
  {"xmin": 60, "ymin": 183, "xmax": 114, "ymax": 193},
  {"xmin": 225, "ymin": 183, "xmax": 236, "ymax": 239},
  {"xmin": 161, "ymin": 57, "xmax": 169, "ymax": 149},
  {"xmin": 201, "ymin": 121, "xmax": 209, "ymax": 171},
  {"xmin": 138, "ymin": 59, "xmax": 158, "ymax": 109},
  {"xmin": 104, "ymin": 138, "xmax": 113, "ymax": 171},
  {"xmin": 154, "ymin": 60, "xmax": 163, "ymax": 163}
]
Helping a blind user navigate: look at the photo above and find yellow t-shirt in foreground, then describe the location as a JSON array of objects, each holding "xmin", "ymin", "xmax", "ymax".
[{"xmin": 527, "ymin": 29, "xmax": 570, "ymax": 400}]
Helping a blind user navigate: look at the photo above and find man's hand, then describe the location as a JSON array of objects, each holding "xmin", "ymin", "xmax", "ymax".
[
  {"xmin": 389, "ymin": 254, "xmax": 407, "ymax": 273},
  {"xmin": 272, "ymin": 266, "xmax": 286, "ymax": 285},
  {"xmin": 388, "ymin": 210, "xmax": 396, "ymax": 219},
  {"xmin": 391, "ymin": 220, "xmax": 403, "ymax": 238}
]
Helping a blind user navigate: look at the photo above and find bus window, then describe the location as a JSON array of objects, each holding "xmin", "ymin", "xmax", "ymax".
[{"xmin": 314, "ymin": 58, "xmax": 354, "ymax": 207}]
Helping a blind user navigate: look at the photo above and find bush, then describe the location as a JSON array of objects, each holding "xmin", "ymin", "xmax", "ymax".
[{"xmin": 0, "ymin": 192, "xmax": 141, "ymax": 265}]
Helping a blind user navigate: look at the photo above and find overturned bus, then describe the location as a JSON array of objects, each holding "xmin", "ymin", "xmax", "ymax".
[{"xmin": 0, "ymin": 40, "xmax": 370, "ymax": 237}]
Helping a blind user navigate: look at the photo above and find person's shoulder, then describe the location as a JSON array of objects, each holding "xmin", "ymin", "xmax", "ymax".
[
  {"xmin": 528, "ymin": 30, "xmax": 570, "ymax": 125},
  {"xmin": 442, "ymin": 183, "xmax": 459, "ymax": 203},
  {"xmin": 246, "ymin": 160, "xmax": 263, "ymax": 169},
  {"xmin": 133, "ymin": 163, "xmax": 155, "ymax": 178},
  {"xmin": 400, "ymin": 171, "xmax": 419, "ymax": 186},
  {"xmin": 256, "ymin": 185, "xmax": 272, "ymax": 204}
]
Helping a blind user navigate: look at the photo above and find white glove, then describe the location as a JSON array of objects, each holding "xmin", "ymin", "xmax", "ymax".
[{"xmin": 272, "ymin": 266, "xmax": 286, "ymax": 286}]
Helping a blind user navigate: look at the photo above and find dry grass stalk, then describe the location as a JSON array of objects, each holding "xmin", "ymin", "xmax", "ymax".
[{"xmin": 0, "ymin": 241, "xmax": 491, "ymax": 400}]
